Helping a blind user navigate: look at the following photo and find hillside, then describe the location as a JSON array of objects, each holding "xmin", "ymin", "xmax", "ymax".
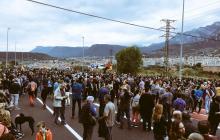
[
  {"xmin": 31, "ymin": 21, "xmax": 220, "ymax": 58},
  {"xmin": 32, "ymin": 44, "xmax": 127, "ymax": 58},
  {"xmin": 144, "ymin": 21, "xmax": 220, "ymax": 52},
  {"xmin": 0, "ymin": 52, "xmax": 55, "ymax": 61}
]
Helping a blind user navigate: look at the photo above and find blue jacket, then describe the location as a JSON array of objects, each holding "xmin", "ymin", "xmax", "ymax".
[
  {"xmin": 71, "ymin": 82, "xmax": 83, "ymax": 99},
  {"xmin": 194, "ymin": 89, "xmax": 203, "ymax": 100}
]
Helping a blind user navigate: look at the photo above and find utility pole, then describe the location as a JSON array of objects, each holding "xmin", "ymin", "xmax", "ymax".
[
  {"xmin": 22, "ymin": 51, "xmax": 23, "ymax": 66},
  {"xmin": 179, "ymin": 0, "xmax": 185, "ymax": 81},
  {"xmin": 161, "ymin": 19, "xmax": 175, "ymax": 76},
  {"xmin": 82, "ymin": 36, "xmax": 84, "ymax": 72},
  {"xmin": 6, "ymin": 27, "xmax": 10, "ymax": 68},
  {"xmin": 14, "ymin": 41, "xmax": 16, "ymax": 66},
  {"xmin": 110, "ymin": 49, "xmax": 113, "ymax": 63}
]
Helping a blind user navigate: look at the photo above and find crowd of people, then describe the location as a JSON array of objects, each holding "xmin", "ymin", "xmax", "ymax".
[{"xmin": 0, "ymin": 67, "xmax": 220, "ymax": 140}]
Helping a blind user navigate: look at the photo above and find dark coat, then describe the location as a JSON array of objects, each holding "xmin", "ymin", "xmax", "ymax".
[
  {"xmin": 153, "ymin": 116, "xmax": 167, "ymax": 137},
  {"xmin": 208, "ymin": 102, "xmax": 220, "ymax": 124},
  {"xmin": 182, "ymin": 120, "xmax": 197, "ymax": 138},
  {"xmin": 80, "ymin": 102, "xmax": 96, "ymax": 125},
  {"xmin": 139, "ymin": 93, "xmax": 155, "ymax": 118},
  {"xmin": 98, "ymin": 118, "xmax": 108, "ymax": 138},
  {"xmin": 9, "ymin": 82, "xmax": 21, "ymax": 94}
]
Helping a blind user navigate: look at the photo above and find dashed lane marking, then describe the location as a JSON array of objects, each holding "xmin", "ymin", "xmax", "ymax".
[{"xmin": 36, "ymin": 98, "xmax": 83, "ymax": 140}]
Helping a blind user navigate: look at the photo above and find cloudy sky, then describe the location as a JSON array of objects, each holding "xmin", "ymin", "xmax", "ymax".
[{"xmin": 0, "ymin": 0, "xmax": 220, "ymax": 52}]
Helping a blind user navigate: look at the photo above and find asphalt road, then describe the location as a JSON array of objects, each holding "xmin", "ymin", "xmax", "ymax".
[{"xmin": 10, "ymin": 94, "xmax": 220, "ymax": 140}]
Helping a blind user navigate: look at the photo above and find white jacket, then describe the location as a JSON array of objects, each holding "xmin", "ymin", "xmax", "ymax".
[{"xmin": 53, "ymin": 87, "xmax": 65, "ymax": 107}]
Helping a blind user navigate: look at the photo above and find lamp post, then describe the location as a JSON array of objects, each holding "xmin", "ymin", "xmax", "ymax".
[
  {"xmin": 21, "ymin": 51, "xmax": 23, "ymax": 66},
  {"xmin": 14, "ymin": 41, "xmax": 16, "ymax": 66},
  {"xmin": 179, "ymin": 0, "xmax": 185, "ymax": 80},
  {"xmin": 82, "ymin": 36, "xmax": 85, "ymax": 72},
  {"xmin": 6, "ymin": 27, "xmax": 10, "ymax": 68}
]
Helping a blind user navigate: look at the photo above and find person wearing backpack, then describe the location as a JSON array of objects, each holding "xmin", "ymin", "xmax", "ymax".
[{"xmin": 80, "ymin": 96, "xmax": 97, "ymax": 140}]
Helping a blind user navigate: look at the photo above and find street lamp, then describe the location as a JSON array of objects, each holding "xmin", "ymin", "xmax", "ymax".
[
  {"xmin": 14, "ymin": 41, "xmax": 17, "ymax": 66},
  {"xmin": 82, "ymin": 36, "xmax": 85, "ymax": 72},
  {"xmin": 6, "ymin": 27, "xmax": 10, "ymax": 68},
  {"xmin": 179, "ymin": 0, "xmax": 185, "ymax": 80},
  {"xmin": 21, "ymin": 51, "xmax": 23, "ymax": 66}
]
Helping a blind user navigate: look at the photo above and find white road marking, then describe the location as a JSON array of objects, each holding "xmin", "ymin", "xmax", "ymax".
[{"xmin": 36, "ymin": 98, "xmax": 83, "ymax": 140}]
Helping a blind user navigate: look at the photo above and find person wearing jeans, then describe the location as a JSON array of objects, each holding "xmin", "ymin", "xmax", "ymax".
[
  {"xmin": 71, "ymin": 78, "xmax": 83, "ymax": 119},
  {"xmin": 205, "ymin": 86, "xmax": 214, "ymax": 114},
  {"xmin": 9, "ymin": 79, "xmax": 21, "ymax": 110},
  {"xmin": 10, "ymin": 94, "xmax": 19, "ymax": 109}
]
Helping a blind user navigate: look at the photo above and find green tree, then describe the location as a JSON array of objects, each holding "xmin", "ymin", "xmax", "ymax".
[{"xmin": 116, "ymin": 46, "xmax": 143, "ymax": 74}]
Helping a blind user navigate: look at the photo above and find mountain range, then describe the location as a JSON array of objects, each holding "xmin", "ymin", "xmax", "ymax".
[
  {"xmin": 0, "ymin": 52, "xmax": 54, "ymax": 61},
  {"xmin": 31, "ymin": 21, "xmax": 220, "ymax": 58}
]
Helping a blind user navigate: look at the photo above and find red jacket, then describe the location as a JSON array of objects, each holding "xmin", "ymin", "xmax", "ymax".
[{"xmin": 36, "ymin": 129, "xmax": 52, "ymax": 140}]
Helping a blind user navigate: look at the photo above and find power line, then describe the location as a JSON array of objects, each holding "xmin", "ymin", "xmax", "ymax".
[
  {"xmin": 173, "ymin": 0, "xmax": 220, "ymax": 20},
  {"xmin": 26, "ymin": 0, "xmax": 165, "ymax": 32},
  {"xmin": 185, "ymin": 0, "xmax": 220, "ymax": 13},
  {"xmin": 26, "ymin": 0, "xmax": 220, "ymax": 42}
]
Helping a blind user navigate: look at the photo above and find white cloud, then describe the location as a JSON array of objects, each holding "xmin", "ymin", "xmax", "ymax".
[{"xmin": 0, "ymin": 0, "xmax": 219, "ymax": 52}]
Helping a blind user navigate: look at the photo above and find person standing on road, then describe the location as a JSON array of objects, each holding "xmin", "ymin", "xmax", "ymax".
[
  {"xmin": 99, "ymin": 94, "xmax": 115, "ymax": 140},
  {"xmin": 139, "ymin": 87, "xmax": 155, "ymax": 131},
  {"xmin": 118, "ymin": 88, "xmax": 133, "ymax": 129},
  {"xmin": 198, "ymin": 120, "xmax": 219, "ymax": 140},
  {"xmin": 53, "ymin": 83, "xmax": 67, "ymax": 125},
  {"xmin": 71, "ymin": 78, "xmax": 83, "ymax": 119},
  {"xmin": 98, "ymin": 85, "xmax": 109, "ymax": 117},
  {"xmin": 169, "ymin": 120, "xmax": 186, "ymax": 140},
  {"xmin": 204, "ymin": 84, "xmax": 214, "ymax": 114},
  {"xmin": 41, "ymin": 82, "xmax": 49, "ymax": 109},
  {"xmin": 193, "ymin": 86, "xmax": 204, "ymax": 113},
  {"xmin": 152, "ymin": 104, "xmax": 167, "ymax": 140},
  {"xmin": 36, "ymin": 121, "xmax": 52, "ymax": 140},
  {"xmin": 8, "ymin": 79, "xmax": 21, "ymax": 110},
  {"xmin": 161, "ymin": 86, "xmax": 173, "ymax": 122},
  {"xmin": 173, "ymin": 94, "xmax": 186, "ymax": 112},
  {"xmin": 131, "ymin": 89, "xmax": 141, "ymax": 126},
  {"xmin": 208, "ymin": 96, "xmax": 220, "ymax": 135},
  {"xmin": 80, "ymin": 96, "xmax": 97, "ymax": 140},
  {"xmin": 27, "ymin": 79, "xmax": 37, "ymax": 106}
]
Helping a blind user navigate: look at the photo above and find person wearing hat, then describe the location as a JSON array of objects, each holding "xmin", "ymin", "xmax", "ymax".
[
  {"xmin": 80, "ymin": 96, "xmax": 97, "ymax": 140},
  {"xmin": 208, "ymin": 96, "xmax": 220, "ymax": 135},
  {"xmin": 36, "ymin": 121, "xmax": 52, "ymax": 140}
]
